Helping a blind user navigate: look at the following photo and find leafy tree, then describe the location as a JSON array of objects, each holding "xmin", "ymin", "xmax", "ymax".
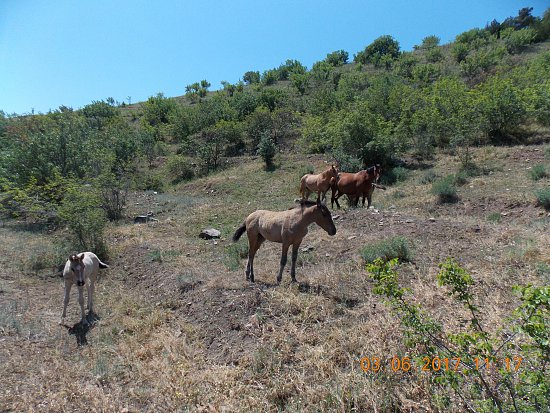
[
  {"xmin": 243, "ymin": 70, "xmax": 260, "ymax": 85},
  {"xmin": 81, "ymin": 100, "xmax": 118, "ymax": 129},
  {"xmin": 142, "ymin": 93, "xmax": 176, "ymax": 128},
  {"xmin": 261, "ymin": 69, "xmax": 278, "ymax": 85},
  {"xmin": 58, "ymin": 184, "xmax": 108, "ymax": 259},
  {"xmin": 325, "ymin": 50, "xmax": 349, "ymax": 66},
  {"xmin": 415, "ymin": 35, "xmax": 440, "ymax": 50},
  {"xmin": 354, "ymin": 35, "xmax": 401, "ymax": 67},
  {"xmin": 505, "ymin": 28, "xmax": 536, "ymax": 54}
]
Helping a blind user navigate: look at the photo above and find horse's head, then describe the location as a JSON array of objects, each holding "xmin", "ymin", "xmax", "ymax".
[
  {"xmin": 314, "ymin": 200, "xmax": 336, "ymax": 236},
  {"xmin": 330, "ymin": 164, "xmax": 338, "ymax": 178},
  {"xmin": 69, "ymin": 253, "xmax": 86, "ymax": 287}
]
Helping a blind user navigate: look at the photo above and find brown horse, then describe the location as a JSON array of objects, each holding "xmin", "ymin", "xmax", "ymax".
[
  {"xmin": 300, "ymin": 165, "xmax": 339, "ymax": 202},
  {"xmin": 331, "ymin": 165, "xmax": 383, "ymax": 209},
  {"xmin": 232, "ymin": 200, "xmax": 337, "ymax": 283}
]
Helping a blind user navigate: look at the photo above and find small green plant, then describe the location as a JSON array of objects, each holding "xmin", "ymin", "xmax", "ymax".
[
  {"xmin": 224, "ymin": 242, "xmax": 249, "ymax": 271},
  {"xmin": 176, "ymin": 271, "xmax": 201, "ymax": 293},
  {"xmin": 391, "ymin": 166, "xmax": 409, "ymax": 183},
  {"xmin": 147, "ymin": 249, "xmax": 163, "ymax": 263},
  {"xmin": 420, "ymin": 170, "xmax": 438, "ymax": 184},
  {"xmin": 486, "ymin": 212, "xmax": 502, "ymax": 223},
  {"xmin": 535, "ymin": 187, "xmax": 550, "ymax": 209},
  {"xmin": 366, "ymin": 257, "xmax": 550, "ymax": 412},
  {"xmin": 361, "ymin": 236, "xmax": 412, "ymax": 263},
  {"xmin": 431, "ymin": 175, "xmax": 459, "ymax": 203},
  {"xmin": 453, "ymin": 170, "xmax": 469, "ymax": 186},
  {"xmin": 529, "ymin": 164, "xmax": 548, "ymax": 181}
]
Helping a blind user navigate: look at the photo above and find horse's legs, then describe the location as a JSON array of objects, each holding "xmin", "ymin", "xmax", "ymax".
[
  {"xmin": 77, "ymin": 286, "xmax": 87, "ymax": 325},
  {"xmin": 333, "ymin": 191, "xmax": 342, "ymax": 209},
  {"xmin": 246, "ymin": 233, "xmax": 264, "ymax": 282},
  {"xmin": 276, "ymin": 243, "xmax": 291, "ymax": 284},
  {"xmin": 87, "ymin": 275, "xmax": 95, "ymax": 314},
  {"xmin": 290, "ymin": 243, "xmax": 300, "ymax": 283},
  {"xmin": 60, "ymin": 281, "xmax": 72, "ymax": 324}
]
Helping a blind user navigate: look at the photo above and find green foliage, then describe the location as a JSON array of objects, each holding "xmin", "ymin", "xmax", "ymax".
[
  {"xmin": 165, "ymin": 155, "xmax": 195, "ymax": 183},
  {"xmin": 417, "ymin": 35, "xmax": 440, "ymax": 50},
  {"xmin": 257, "ymin": 132, "xmax": 277, "ymax": 169},
  {"xmin": 535, "ymin": 187, "xmax": 550, "ymax": 209},
  {"xmin": 486, "ymin": 212, "xmax": 502, "ymax": 223},
  {"xmin": 420, "ymin": 170, "xmax": 438, "ymax": 184},
  {"xmin": 325, "ymin": 50, "xmax": 349, "ymax": 66},
  {"xmin": 243, "ymin": 71, "xmax": 260, "ymax": 85},
  {"xmin": 361, "ymin": 236, "xmax": 413, "ymax": 263},
  {"xmin": 142, "ymin": 93, "xmax": 176, "ymax": 128},
  {"xmin": 506, "ymin": 28, "xmax": 536, "ymax": 54},
  {"xmin": 431, "ymin": 175, "xmax": 459, "ymax": 203},
  {"xmin": 355, "ymin": 35, "xmax": 401, "ymax": 67},
  {"xmin": 57, "ymin": 184, "xmax": 108, "ymax": 259},
  {"xmin": 529, "ymin": 164, "xmax": 548, "ymax": 181},
  {"xmin": 391, "ymin": 166, "xmax": 409, "ymax": 183},
  {"xmin": 367, "ymin": 258, "xmax": 550, "ymax": 412}
]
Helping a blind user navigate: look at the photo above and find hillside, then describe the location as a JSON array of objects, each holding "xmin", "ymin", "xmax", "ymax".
[
  {"xmin": 1, "ymin": 8, "xmax": 550, "ymax": 412},
  {"xmin": 1, "ymin": 144, "xmax": 549, "ymax": 411}
]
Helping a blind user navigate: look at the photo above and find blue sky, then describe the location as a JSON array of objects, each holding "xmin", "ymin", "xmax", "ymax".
[{"xmin": 0, "ymin": 1, "xmax": 547, "ymax": 115}]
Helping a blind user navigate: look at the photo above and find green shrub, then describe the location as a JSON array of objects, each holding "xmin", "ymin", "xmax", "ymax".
[
  {"xmin": 529, "ymin": 164, "xmax": 548, "ymax": 181},
  {"xmin": 166, "ymin": 155, "xmax": 195, "ymax": 183},
  {"xmin": 361, "ymin": 236, "xmax": 412, "ymax": 263},
  {"xmin": 420, "ymin": 170, "xmax": 438, "ymax": 184},
  {"xmin": 57, "ymin": 185, "xmax": 108, "ymax": 259},
  {"xmin": 391, "ymin": 166, "xmax": 409, "ymax": 183},
  {"xmin": 431, "ymin": 175, "xmax": 459, "ymax": 203},
  {"xmin": 257, "ymin": 132, "xmax": 277, "ymax": 169},
  {"xmin": 486, "ymin": 212, "xmax": 502, "ymax": 223},
  {"xmin": 453, "ymin": 170, "xmax": 469, "ymax": 186},
  {"xmin": 535, "ymin": 187, "xmax": 550, "ymax": 209}
]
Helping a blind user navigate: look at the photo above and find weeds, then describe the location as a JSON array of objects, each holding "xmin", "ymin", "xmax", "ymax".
[
  {"xmin": 535, "ymin": 187, "xmax": 550, "ymax": 209},
  {"xmin": 529, "ymin": 164, "xmax": 548, "ymax": 181},
  {"xmin": 361, "ymin": 236, "xmax": 413, "ymax": 263},
  {"xmin": 431, "ymin": 175, "xmax": 459, "ymax": 203}
]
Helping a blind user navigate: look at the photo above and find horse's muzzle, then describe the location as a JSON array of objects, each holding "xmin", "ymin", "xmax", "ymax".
[{"xmin": 77, "ymin": 281, "xmax": 85, "ymax": 287}]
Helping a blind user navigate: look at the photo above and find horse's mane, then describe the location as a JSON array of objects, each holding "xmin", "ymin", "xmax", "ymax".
[
  {"xmin": 290, "ymin": 199, "xmax": 324, "ymax": 210},
  {"xmin": 366, "ymin": 165, "xmax": 376, "ymax": 174}
]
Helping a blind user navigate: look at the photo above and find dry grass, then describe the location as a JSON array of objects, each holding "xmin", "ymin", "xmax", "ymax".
[{"xmin": 1, "ymin": 147, "xmax": 548, "ymax": 412}]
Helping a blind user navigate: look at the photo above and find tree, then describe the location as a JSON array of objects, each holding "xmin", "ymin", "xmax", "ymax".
[
  {"xmin": 354, "ymin": 35, "xmax": 401, "ymax": 67},
  {"xmin": 325, "ymin": 50, "xmax": 349, "ymax": 66},
  {"xmin": 243, "ymin": 71, "xmax": 260, "ymax": 85}
]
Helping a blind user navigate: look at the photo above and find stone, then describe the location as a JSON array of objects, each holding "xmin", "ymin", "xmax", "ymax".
[{"xmin": 199, "ymin": 228, "xmax": 221, "ymax": 239}]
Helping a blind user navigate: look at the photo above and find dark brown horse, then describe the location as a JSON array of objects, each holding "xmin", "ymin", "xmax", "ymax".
[
  {"xmin": 232, "ymin": 200, "xmax": 337, "ymax": 283},
  {"xmin": 331, "ymin": 165, "xmax": 384, "ymax": 209}
]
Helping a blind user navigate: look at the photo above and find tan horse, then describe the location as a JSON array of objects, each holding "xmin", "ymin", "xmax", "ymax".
[
  {"xmin": 300, "ymin": 165, "xmax": 339, "ymax": 202},
  {"xmin": 331, "ymin": 165, "xmax": 383, "ymax": 209},
  {"xmin": 232, "ymin": 200, "xmax": 337, "ymax": 283},
  {"xmin": 61, "ymin": 252, "xmax": 109, "ymax": 326}
]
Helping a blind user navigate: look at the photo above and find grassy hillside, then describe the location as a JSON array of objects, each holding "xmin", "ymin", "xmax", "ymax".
[
  {"xmin": 1, "ymin": 145, "xmax": 549, "ymax": 411},
  {"xmin": 1, "ymin": 8, "xmax": 550, "ymax": 412}
]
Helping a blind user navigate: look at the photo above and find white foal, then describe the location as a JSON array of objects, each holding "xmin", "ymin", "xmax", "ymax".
[{"xmin": 61, "ymin": 252, "xmax": 109, "ymax": 325}]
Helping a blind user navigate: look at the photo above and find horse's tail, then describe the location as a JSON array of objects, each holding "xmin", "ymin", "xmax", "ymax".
[
  {"xmin": 232, "ymin": 222, "xmax": 247, "ymax": 242},
  {"xmin": 98, "ymin": 259, "xmax": 109, "ymax": 269}
]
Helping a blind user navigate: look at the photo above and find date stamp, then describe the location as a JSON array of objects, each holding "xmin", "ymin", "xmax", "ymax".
[{"xmin": 359, "ymin": 356, "xmax": 523, "ymax": 373}]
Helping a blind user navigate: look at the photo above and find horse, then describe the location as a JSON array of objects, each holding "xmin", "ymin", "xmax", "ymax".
[
  {"xmin": 300, "ymin": 165, "xmax": 339, "ymax": 202},
  {"xmin": 232, "ymin": 199, "xmax": 336, "ymax": 284},
  {"xmin": 60, "ymin": 252, "xmax": 109, "ymax": 326},
  {"xmin": 331, "ymin": 165, "xmax": 384, "ymax": 209}
]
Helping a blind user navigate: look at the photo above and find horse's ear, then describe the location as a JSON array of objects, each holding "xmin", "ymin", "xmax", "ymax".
[
  {"xmin": 69, "ymin": 255, "xmax": 76, "ymax": 262},
  {"xmin": 78, "ymin": 253, "xmax": 85, "ymax": 261}
]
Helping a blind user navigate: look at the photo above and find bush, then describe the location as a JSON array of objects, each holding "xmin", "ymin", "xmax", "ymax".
[
  {"xmin": 535, "ymin": 187, "xmax": 550, "ymax": 209},
  {"xmin": 57, "ymin": 185, "xmax": 108, "ymax": 259},
  {"xmin": 257, "ymin": 132, "xmax": 277, "ymax": 169},
  {"xmin": 391, "ymin": 166, "xmax": 409, "ymax": 183},
  {"xmin": 166, "ymin": 155, "xmax": 195, "ymax": 183},
  {"xmin": 506, "ymin": 28, "xmax": 536, "ymax": 54},
  {"xmin": 361, "ymin": 236, "xmax": 413, "ymax": 263},
  {"xmin": 420, "ymin": 170, "xmax": 438, "ymax": 184},
  {"xmin": 529, "ymin": 164, "xmax": 548, "ymax": 181},
  {"xmin": 431, "ymin": 175, "xmax": 459, "ymax": 203}
]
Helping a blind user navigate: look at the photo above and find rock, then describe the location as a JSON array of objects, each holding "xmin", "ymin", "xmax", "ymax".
[
  {"xmin": 301, "ymin": 245, "xmax": 314, "ymax": 252},
  {"xmin": 199, "ymin": 228, "xmax": 221, "ymax": 239},
  {"xmin": 429, "ymin": 217, "xmax": 436, "ymax": 222},
  {"xmin": 500, "ymin": 212, "xmax": 508, "ymax": 217},
  {"xmin": 332, "ymin": 214, "xmax": 341, "ymax": 220},
  {"xmin": 347, "ymin": 235, "xmax": 357, "ymax": 240},
  {"xmin": 134, "ymin": 212, "xmax": 158, "ymax": 223}
]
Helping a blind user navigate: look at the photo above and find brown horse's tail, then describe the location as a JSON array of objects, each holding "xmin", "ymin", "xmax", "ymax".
[{"xmin": 232, "ymin": 222, "xmax": 246, "ymax": 242}]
